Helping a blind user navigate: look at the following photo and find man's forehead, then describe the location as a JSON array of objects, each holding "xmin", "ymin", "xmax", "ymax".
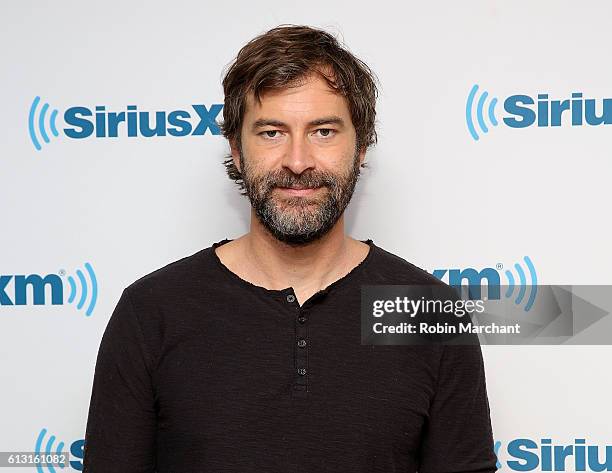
[{"xmin": 243, "ymin": 72, "xmax": 349, "ymax": 120}]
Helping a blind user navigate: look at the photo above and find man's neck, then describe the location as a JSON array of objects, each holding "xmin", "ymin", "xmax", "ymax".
[{"xmin": 214, "ymin": 212, "xmax": 370, "ymax": 305}]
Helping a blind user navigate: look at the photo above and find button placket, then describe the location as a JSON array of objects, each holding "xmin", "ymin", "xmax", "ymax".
[
  {"xmin": 294, "ymin": 307, "xmax": 308, "ymax": 393},
  {"xmin": 283, "ymin": 289, "xmax": 309, "ymax": 397},
  {"xmin": 294, "ymin": 311, "xmax": 308, "ymax": 387}
]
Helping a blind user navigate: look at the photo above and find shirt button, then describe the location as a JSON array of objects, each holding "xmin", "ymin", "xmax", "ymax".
[
  {"xmin": 297, "ymin": 368, "xmax": 307, "ymax": 376},
  {"xmin": 286, "ymin": 294, "xmax": 296, "ymax": 303},
  {"xmin": 297, "ymin": 339, "xmax": 307, "ymax": 348},
  {"xmin": 298, "ymin": 316, "xmax": 306, "ymax": 324}
]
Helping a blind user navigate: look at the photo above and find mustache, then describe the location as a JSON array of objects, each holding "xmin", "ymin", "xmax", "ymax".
[{"xmin": 262, "ymin": 170, "xmax": 335, "ymax": 189}]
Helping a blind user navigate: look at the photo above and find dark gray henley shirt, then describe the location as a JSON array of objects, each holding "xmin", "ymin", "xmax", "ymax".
[{"xmin": 83, "ymin": 238, "xmax": 498, "ymax": 473}]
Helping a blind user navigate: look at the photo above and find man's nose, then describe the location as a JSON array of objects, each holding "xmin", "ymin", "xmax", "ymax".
[{"xmin": 281, "ymin": 136, "xmax": 316, "ymax": 175}]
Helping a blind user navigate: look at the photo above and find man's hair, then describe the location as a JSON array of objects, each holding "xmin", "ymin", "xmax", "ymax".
[{"xmin": 219, "ymin": 24, "xmax": 379, "ymax": 193}]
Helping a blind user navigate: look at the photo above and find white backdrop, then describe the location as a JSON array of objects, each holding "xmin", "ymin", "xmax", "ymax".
[{"xmin": 1, "ymin": 1, "xmax": 611, "ymax": 471}]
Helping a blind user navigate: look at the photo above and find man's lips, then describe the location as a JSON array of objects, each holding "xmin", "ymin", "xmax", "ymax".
[{"xmin": 275, "ymin": 186, "xmax": 323, "ymax": 196}]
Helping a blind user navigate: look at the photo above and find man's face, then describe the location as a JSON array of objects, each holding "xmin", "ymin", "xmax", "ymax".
[{"xmin": 231, "ymin": 71, "xmax": 366, "ymax": 245}]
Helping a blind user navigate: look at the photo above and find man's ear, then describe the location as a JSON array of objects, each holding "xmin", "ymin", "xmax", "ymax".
[
  {"xmin": 229, "ymin": 137, "xmax": 241, "ymax": 173},
  {"xmin": 358, "ymin": 146, "xmax": 367, "ymax": 167}
]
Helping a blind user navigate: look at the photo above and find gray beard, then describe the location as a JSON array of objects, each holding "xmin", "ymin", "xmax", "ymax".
[{"xmin": 241, "ymin": 150, "xmax": 362, "ymax": 246}]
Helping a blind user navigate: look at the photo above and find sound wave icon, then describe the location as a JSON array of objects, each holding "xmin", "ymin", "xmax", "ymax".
[
  {"xmin": 493, "ymin": 440, "xmax": 502, "ymax": 470},
  {"xmin": 34, "ymin": 428, "xmax": 67, "ymax": 472},
  {"xmin": 65, "ymin": 262, "xmax": 98, "ymax": 316},
  {"xmin": 28, "ymin": 96, "xmax": 60, "ymax": 151},
  {"xmin": 466, "ymin": 84, "xmax": 499, "ymax": 141},
  {"xmin": 503, "ymin": 256, "xmax": 538, "ymax": 312}
]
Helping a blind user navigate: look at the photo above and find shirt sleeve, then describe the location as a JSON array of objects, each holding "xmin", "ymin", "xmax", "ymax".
[
  {"xmin": 83, "ymin": 287, "xmax": 157, "ymax": 473},
  {"xmin": 417, "ymin": 343, "xmax": 498, "ymax": 473}
]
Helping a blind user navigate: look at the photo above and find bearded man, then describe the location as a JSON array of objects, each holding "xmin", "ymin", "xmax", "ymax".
[{"xmin": 83, "ymin": 24, "xmax": 498, "ymax": 473}]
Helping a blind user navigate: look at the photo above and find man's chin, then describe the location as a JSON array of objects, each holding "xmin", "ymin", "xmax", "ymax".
[
  {"xmin": 268, "ymin": 229, "xmax": 326, "ymax": 246},
  {"xmin": 255, "ymin": 208, "xmax": 330, "ymax": 245}
]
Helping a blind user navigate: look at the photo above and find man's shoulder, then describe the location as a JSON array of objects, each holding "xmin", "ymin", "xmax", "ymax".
[
  {"xmin": 124, "ymin": 245, "xmax": 214, "ymax": 300},
  {"xmin": 368, "ymin": 242, "xmax": 445, "ymax": 286}
]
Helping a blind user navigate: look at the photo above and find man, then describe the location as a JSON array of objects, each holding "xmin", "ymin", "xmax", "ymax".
[{"xmin": 83, "ymin": 24, "xmax": 498, "ymax": 472}]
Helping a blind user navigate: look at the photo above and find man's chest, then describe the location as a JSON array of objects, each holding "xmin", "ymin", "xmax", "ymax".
[{"xmin": 152, "ymin": 304, "xmax": 438, "ymax": 462}]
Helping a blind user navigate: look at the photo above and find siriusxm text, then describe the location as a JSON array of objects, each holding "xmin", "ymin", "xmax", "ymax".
[{"xmin": 63, "ymin": 104, "xmax": 223, "ymax": 138}]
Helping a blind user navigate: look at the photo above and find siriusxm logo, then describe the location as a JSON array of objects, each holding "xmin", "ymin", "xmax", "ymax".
[
  {"xmin": 28, "ymin": 96, "xmax": 223, "ymax": 150},
  {"xmin": 495, "ymin": 438, "xmax": 612, "ymax": 471},
  {"xmin": 432, "ymin": 256, "xmax": 537, "ymax": 311},
  {"xmin": 466, "ymin": 84, "xmax": 612, "ymax": 140},
  {"xmin": 35, "ymin": 428, "xmax": 84, "ymax": 472},
  {"xmin": 0, "ymin": 262, "xmax": 98, "ymax": 316}
]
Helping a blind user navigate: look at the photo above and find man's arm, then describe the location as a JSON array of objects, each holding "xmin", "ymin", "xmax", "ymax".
[
  {"xmin": 83, "ymin": 288, "xmax": 157, "ymax": 472},
  {"xmin": 417, "ymin": 343, "xmax": 498, "ymax": 473}
]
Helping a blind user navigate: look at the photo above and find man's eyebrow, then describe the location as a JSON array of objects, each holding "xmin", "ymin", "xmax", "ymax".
[{"xmin": 251, "ymin": 116, "xmax": 346, "ymax": 131}]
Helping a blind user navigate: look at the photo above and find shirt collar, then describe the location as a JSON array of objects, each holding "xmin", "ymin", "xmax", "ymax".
[{"xmin": 209, "ymin": 238, "xmax": 377, "ymax": 300}]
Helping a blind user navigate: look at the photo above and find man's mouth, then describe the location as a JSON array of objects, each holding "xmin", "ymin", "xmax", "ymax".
[{"xmin": 276, "ymin": 185, "xmax": 322, "ymax": 196}]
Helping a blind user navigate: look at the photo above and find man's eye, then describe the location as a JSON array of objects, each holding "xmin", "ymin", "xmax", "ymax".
[
  {"xmin": 315, "ymin": 128, "xmax": 336, "ymax": 138},
  {"xmin": 261, "ymin": 130, "xmax": 281, "ymax": 139}
]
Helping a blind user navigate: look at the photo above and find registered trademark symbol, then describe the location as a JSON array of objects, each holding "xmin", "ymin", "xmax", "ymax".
[
  {"xmin": 496, "ymin": 263, "xmax": 503, "ymax": 270},
  {"xmin": 58, "ymin": 269, "xmax": 66, "ymax": 276}
]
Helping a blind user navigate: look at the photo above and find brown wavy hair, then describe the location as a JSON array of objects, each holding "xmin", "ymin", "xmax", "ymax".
[{"xmin": 219, "ymin": 24, "xmax": 379, "ymax": 194}]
